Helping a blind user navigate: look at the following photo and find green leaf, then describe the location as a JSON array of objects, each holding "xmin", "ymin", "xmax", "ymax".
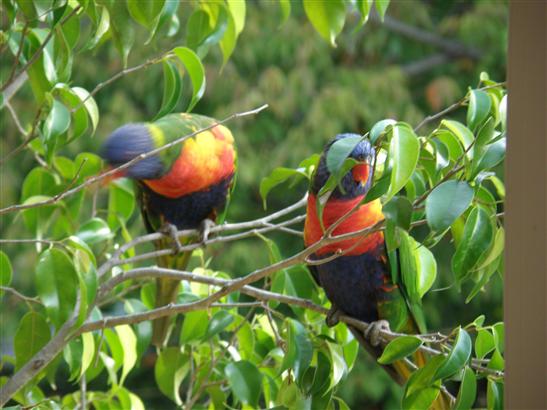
[
  {"xmin": 441, "ymin": 120, "xmax": 474, "ymax": 159},
  {"xmin": 53, "ymin": 156, "xmax": 76, "ymax": 179},
  {"xmin": 116, "ymin": 324, "xmax": 137, "ymax": 385},
  {"xmin": 14, "ymin": 312, "xmax": 51, "ymax": 371},
  {"xmin": 186, "ymin": 9, "xmax": 212, "ymax": 51},
  {"xmin": 399, "ymin": 230, "xmax": 436, "ymax": 303},
  {"xmin": 425, "ymin": 181, "xmax": 474, "ymax": 232},
  {"xmin": 72, "ymin": 87, "xmax": 99, "ymax": 135},
  {"xmin": 467, "ymin": 89, "xmax": 491, "ymax": 131},
  {"xmin": 0, "ymin": 251, "xmax": 13, "ymax": 296},
  {"xmin": 42, "ymin": 99, "xmax": 71, "ymax": 159},
  {"xmin": 383, "ymin": 196, "xmax": 412, "ymax": 230},
  {"xmin": 452, "ymin": 206, "xmax": 494, "ymax": 283},
  {"xmin": 204, "ymin": 310, "xmax": 234, "ymax": 339},
  {"xmin": 374, "ymin": 0, "xmax": 390, "ymax": 21},
  {"xmin": 281, "ymin": 319, "xmax": 313, "ymax": 380},
  {"xmin": 260, "ymin": 167, "xmax": 307, "ymax": 208},
  {"xmin": 325, "ymin": 135, "xmax": 363, "ymax": 175},
  {"xmin": 279, "ymin": 0, "xmax": 291, "ymax": 25},
  {"xmin": 103, "ymin": 1, "xmax": 134, "ymax": 67},
  {"xmin": 172, "ymin": 47, "xmax": 206, "ymax": 111},
  {"xmin": 475, "ymin": 329, "xmax": 495, "ymax": 359},
  {"xmin": 154, "ymin": 347, "xmax": 188, "ymax": 405},
  {"xmin": 402, "ymin": 385, "xmax": 440, "ymax": 410},
  {"xmin": 219, "ymin": 9, "xmax": 236, "ymax": 67},
  {"xmin": 434, "ymin": 327, "xmax": 472, "ymax": 380},
  {"xmin": 36, "ymin": 249, "xmax": 78, "ymax": 329},
  {"xmin": 499, "ymin": 94, "xmax": 507, "ymax": 131},
  {"xmin": 107, "ymin": 179, "xmax": 135, "ymax": 231},
  {"xmin": 79, "ymin": 332, "xmax": 95, "ymax": 379},
  {"xmin": 180, "ymin": 310, "xmax": 209, "ymax": 343},
  {"xmin": 303, "ymin": 0, "xmax": 346, "ymax": 47},
  {"xmin": 77, "ymin": 217, "xmax": 113, "ymax": 245},
  {"xmin": 475, "ymin": 227, "xmax": 504, "ymax": 271},
  {"xmin": 385, "ymin": 123, "xmax": 420, "ymax": 202},
  {"xmin": 370, "ymin": 118, "xmax": 395, "ymax": 143},
  {"xmin": 127, "ymin": 0, "xmax": 165, "ymax": 31},
  {"xmin": 454, "ymin": 366, "xmax": 477, "ymax": 410},
  {"xmin": 378, "ymin": 336, "xmax": 422, "ymax": 364},
  {"xmin": 154, "ymin": 60, "xmax": 182, "ymax": 119},
  {"xmin": 224, "ymin": 360, "xmax": 263, "ymax": 407},
  {"xmin": 227, "ymin": 0, "xmax": 246, "ymax": 36},
  {"xmin": 474, "ymin": 138, "xmax": 506, "ymax": 173},
  {"xmin": 356, "ymin": 0, "xmax": 373, "ymax": 26},
  {"xmin": 86, "ymin": 5, "xmax": 110, "ymax": 50},
  {"xmin": 487, "ymin": 379, "xmax": 503, "ymax": 410},
  {"xmin": 123, "ymin": 299, "xmax": 151, "ymax": 360},
  {"xmin": 492, "ymin": 322, "xmax": 504, "ymax": 353}
]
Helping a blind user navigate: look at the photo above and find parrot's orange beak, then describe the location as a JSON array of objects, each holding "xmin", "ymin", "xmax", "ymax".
[{"xmin": 351, "ymin": 163, "xmax": 370, "ymax": 186}]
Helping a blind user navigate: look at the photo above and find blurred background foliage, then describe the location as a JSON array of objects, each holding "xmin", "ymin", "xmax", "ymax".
[{"xmin": 1, "ymin": 0, "xmax": 507, "ymax": 408}]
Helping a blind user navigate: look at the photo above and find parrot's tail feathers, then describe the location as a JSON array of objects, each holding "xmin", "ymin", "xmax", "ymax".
[{"xmin": 151, "ymin": 278, "xmax": 181, "ymax": 347}]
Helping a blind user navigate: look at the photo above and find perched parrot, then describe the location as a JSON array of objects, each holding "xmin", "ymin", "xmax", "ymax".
[
  {"xmin": 304, "ymin": 134, "xmax": 451, "ymax": 409},
  {"xmin": 101, "ymin": 113, "xmax": 236, "ymax": 347}
]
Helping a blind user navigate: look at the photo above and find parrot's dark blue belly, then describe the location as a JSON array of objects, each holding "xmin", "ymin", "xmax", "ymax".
[
  {"xmin": 311, "ymin": 252, "xmax": 389, "ymax": 323},
  {"xmin": 139, "ymin": 175, "xmax": 233, "ymax": 231}
]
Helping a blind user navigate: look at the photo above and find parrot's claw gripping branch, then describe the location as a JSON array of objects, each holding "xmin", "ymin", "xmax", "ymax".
[
  {"xmin": 326, "ymin": 306, "xmax": 342, "ymax": 327},
  {"xmin": 364, "ymin": 319, "xmax": 391, "ymax": 347},
  {"xmin": 199, "ymin": 218, "xmax": 216, "ymax": 245},
  {"xmin": 160, "ymin": 223, "xmax": 184, "ymax": 254}
]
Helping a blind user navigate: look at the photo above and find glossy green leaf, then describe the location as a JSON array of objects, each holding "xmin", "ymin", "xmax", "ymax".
[
  {"xmin": 281, "ymin": 318, "xmax": 313, "ymax": 380},
  {"xmin": 180, "ymin": 310, "xmax": 208, "ymax": 343},
  {"xmin": 487, "ymin": 379, "xmax": 503, "ymax": 410},
  {"xmin": 53, "ymin": 156, "xmax": 76, "ymax": 179},
  {"xmin": 452, "ymin": 206, "xmax": 494, "ymax": 282},
  {"xmin": 204, "ymin": 310, "xmax": 234, "ymax": 339},
  {"xmin": 172, "ymin": 47, "xmax": 206, "ymax": 111},
  {"xmin": 356, "ymin": 0, "xmax": 373, "ymax": 26},
  {"xmin": 454, "ymin": 367, "xmax": 477, "ymax": 410},
  {"xmin": 186, "ymin": 9, "xmax": 212, "ymax": 51},
  {"xmin": 441, "ymin": 120, "xmax": 474, "ymax": 159},
  {"xmin": 79, "ymin": 332, "xmax": 95, "ymax": 379},
  {"xmin": 474, "ymin": 138, "xmax": 506, "ymax": 172},
  {"xmin": 86, "ymin": 5, "xmax": 110, "ymax": 50},
  {"xmin": 218, "ymin": 7, "xmax": 236, "ymax": 67},
  {"xmin": 279, "ymin": 0, "xmax": 291, "ymax": 25},
  {"xmin": 303, "ymin": 0, "xmax": 346, "ymax": 46},
  {"xmin": 36, "ymin": 249, "xmax": 78, "ymax": 328},
  {"xmin": 475, "ymin": 329, "xmax": 495, "ymax": 359},
  {"xmin": 399, "ymin": 230, "xmax": 436, "ymax": 303},
  {"xmin": 77, "ymin": 217, "xmax": 113, "ymax": 245},
  {"xmin": 378, "ymin": 336, "xmax": 422, "ymax": 364},
  {"xmin": 0, "ymin": 251, "xmax": 13, "ymax": 296},
  {"xmin": 116, "ymin": 324, "xmax": 137, "ymax": 385},
  {"xmin": 402, "ymin": 385, "xmax": 440, "ymax": 410},
  {"xmin": 492, "ymin": 322, "xmax": 504, "ymax": 353},
  {"xmin": 154, "ymin": 347, "xmax": 188, "ymax": 405},
  {"xmin": 370, "ymin": 118, "xmax": 395, "ymax": 143},
  {"xmin": 467, "ymin": 89, "xmax": 491, "ymax": 131},
  {"xmin": 225, "ymin": 360, "xmax": 263, "ymax": 407},
  {"xmin": 14, "ymin": 312, "xmax": 51, "ymax": 371},
  {"xmin": 127, "ymin": 0, "xmax": 165, "ymax": 31},
  {"xmin": 326, "ymin": 135, "xmax": 362, "ymax": 175},
  {"xmin": 499, "ymin": 94, "xmax": 507, "ymax": 131},
  {"xmin": 107, "ymin": 179, "xmax": 135, "ymax": 231},
  {"xmin": 426, "ymin": 180, "xmax": 474, "ymax": 232},
  {"xmin": 434, "ymin": 327, "xmax": 472, "ymax": 380},
  {"xmin": 21, "ymin": 195, "xmax": 58, "ymax": 235},
  {"xmin": 123, "ymin": 299, "xmax": 151, "ymax": 360},
  {"xmin": 103, "ymin": 1, "xmax": 134, "ymax": 67},
  {"xmin": 260, "ymin": 167, "xmax": 307, "ymax": 208},
  {"xmin": 385, "ymin": 123, "xmax": 420, "ymax": 202},
  {"xmin": 72, "ymin": 87, "xmax": 99, "ymax": 135},
  {"xmin": 383, "ymin": 196, "xmax": 412, "ymax": 230},
  {"xmin": 227, "ymin": 0, "xmax": 246, "ymax": 36},
  {"xmin": 475, "ymin": 227, "xmax": 504, "ymax": 271},
  {"xmin": 327, "ymin": 342, "xmax": 348, "ymax": 389},
  {"xmin": 155, "ymin": 60, "xmax": 182, "ymax": 119},
  {"xmin": 374, "ymin": 0, "xmax": 390, "ymax": 21}
]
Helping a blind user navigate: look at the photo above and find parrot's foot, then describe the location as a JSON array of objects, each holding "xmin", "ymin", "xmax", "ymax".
[
  {"xmin": 325, "ymin": 306, "xmax": 341, "ymax": 327},
  {"xmin": 160, "ymin": 223, "xmax": 183, "ymax": 254},
  {"xmin": 199, "ymin": 218, "xmax": 216, "ymax": 244},
  {"xmin": 364, "ymin": 320, "xmax": 390, "ymax": 347}
]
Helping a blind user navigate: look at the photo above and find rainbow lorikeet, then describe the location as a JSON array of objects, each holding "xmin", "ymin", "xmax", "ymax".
[
  {"xmin": 304, "ymin": 134, "xmax": 451, "ymax": 408},
  {"xmin": 101, "ymin": 113, "xmax": 236, "ymax": 347}
]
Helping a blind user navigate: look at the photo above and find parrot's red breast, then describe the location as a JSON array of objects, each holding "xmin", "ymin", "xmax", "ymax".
[{"xmin": 303, "ymin": 193, "xmax": 385, "ymax": 256}]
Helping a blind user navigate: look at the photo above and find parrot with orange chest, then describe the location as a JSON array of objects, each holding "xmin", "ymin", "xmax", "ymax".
[
  {"xmin": 304, "ymin": 134, "xmax": 452, "ymax": 409},
  {"xmin": 101, "ymin": 113, "xmax": 236, "ymax": 347}
]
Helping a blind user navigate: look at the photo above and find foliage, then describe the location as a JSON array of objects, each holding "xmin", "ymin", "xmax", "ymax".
[{"xmin": 0, "ymin": 1, "xmax": 507, "ymax": 409}]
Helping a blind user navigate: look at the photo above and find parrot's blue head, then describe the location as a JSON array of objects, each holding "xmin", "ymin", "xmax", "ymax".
[
  {"xmin": 101, "ymin": 123, "xmax": 164, "ymax": 180},
  {"xmin": 311, "ymin": 133, "xmax": 375, "ymax": 199}
]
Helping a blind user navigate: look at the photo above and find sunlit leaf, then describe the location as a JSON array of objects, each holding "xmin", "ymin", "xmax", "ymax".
[
  {"xmin": 14, "ymin": 312, "xmax": 51, "ymax": 371},
  {"xmin": 303, "ymin": 0, "xmax": 346, "ymax": 46},
  {"xmin": 434, "ymin": 327, "xmax": 472, "ymax": 380},
  {"xmin": 172, "ymin": 47, "xmax": 206, "ymax": 111},
  {"xmin": 467, "ymin": 89, "xmax": 491, "ymax": 131},
  {"xmin": 426, "ymin": 180, "xmax": 474, "ymax": 232},
  {"xmin": 225, "ymin": 360, "xmax": 263, "ymax": 407},
  {"xmin": 377, "ymin": 336, "xmax": 422, "ymax": 364},
  {"xmin": 0, "ymin": 251, "xmax": 13, "ymax": 296},
  {"xmin": 204, "ymin": 310, "xmax": 234, "ymax": 339},
  {"xmin": 154, "ymin": 347, "xmax": 188, "ymax": 405}
]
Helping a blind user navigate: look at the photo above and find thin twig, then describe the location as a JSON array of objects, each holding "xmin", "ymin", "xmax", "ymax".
[{"xmin": 0, "ymin": 286, "xmax": 43, "ymax": 306}]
